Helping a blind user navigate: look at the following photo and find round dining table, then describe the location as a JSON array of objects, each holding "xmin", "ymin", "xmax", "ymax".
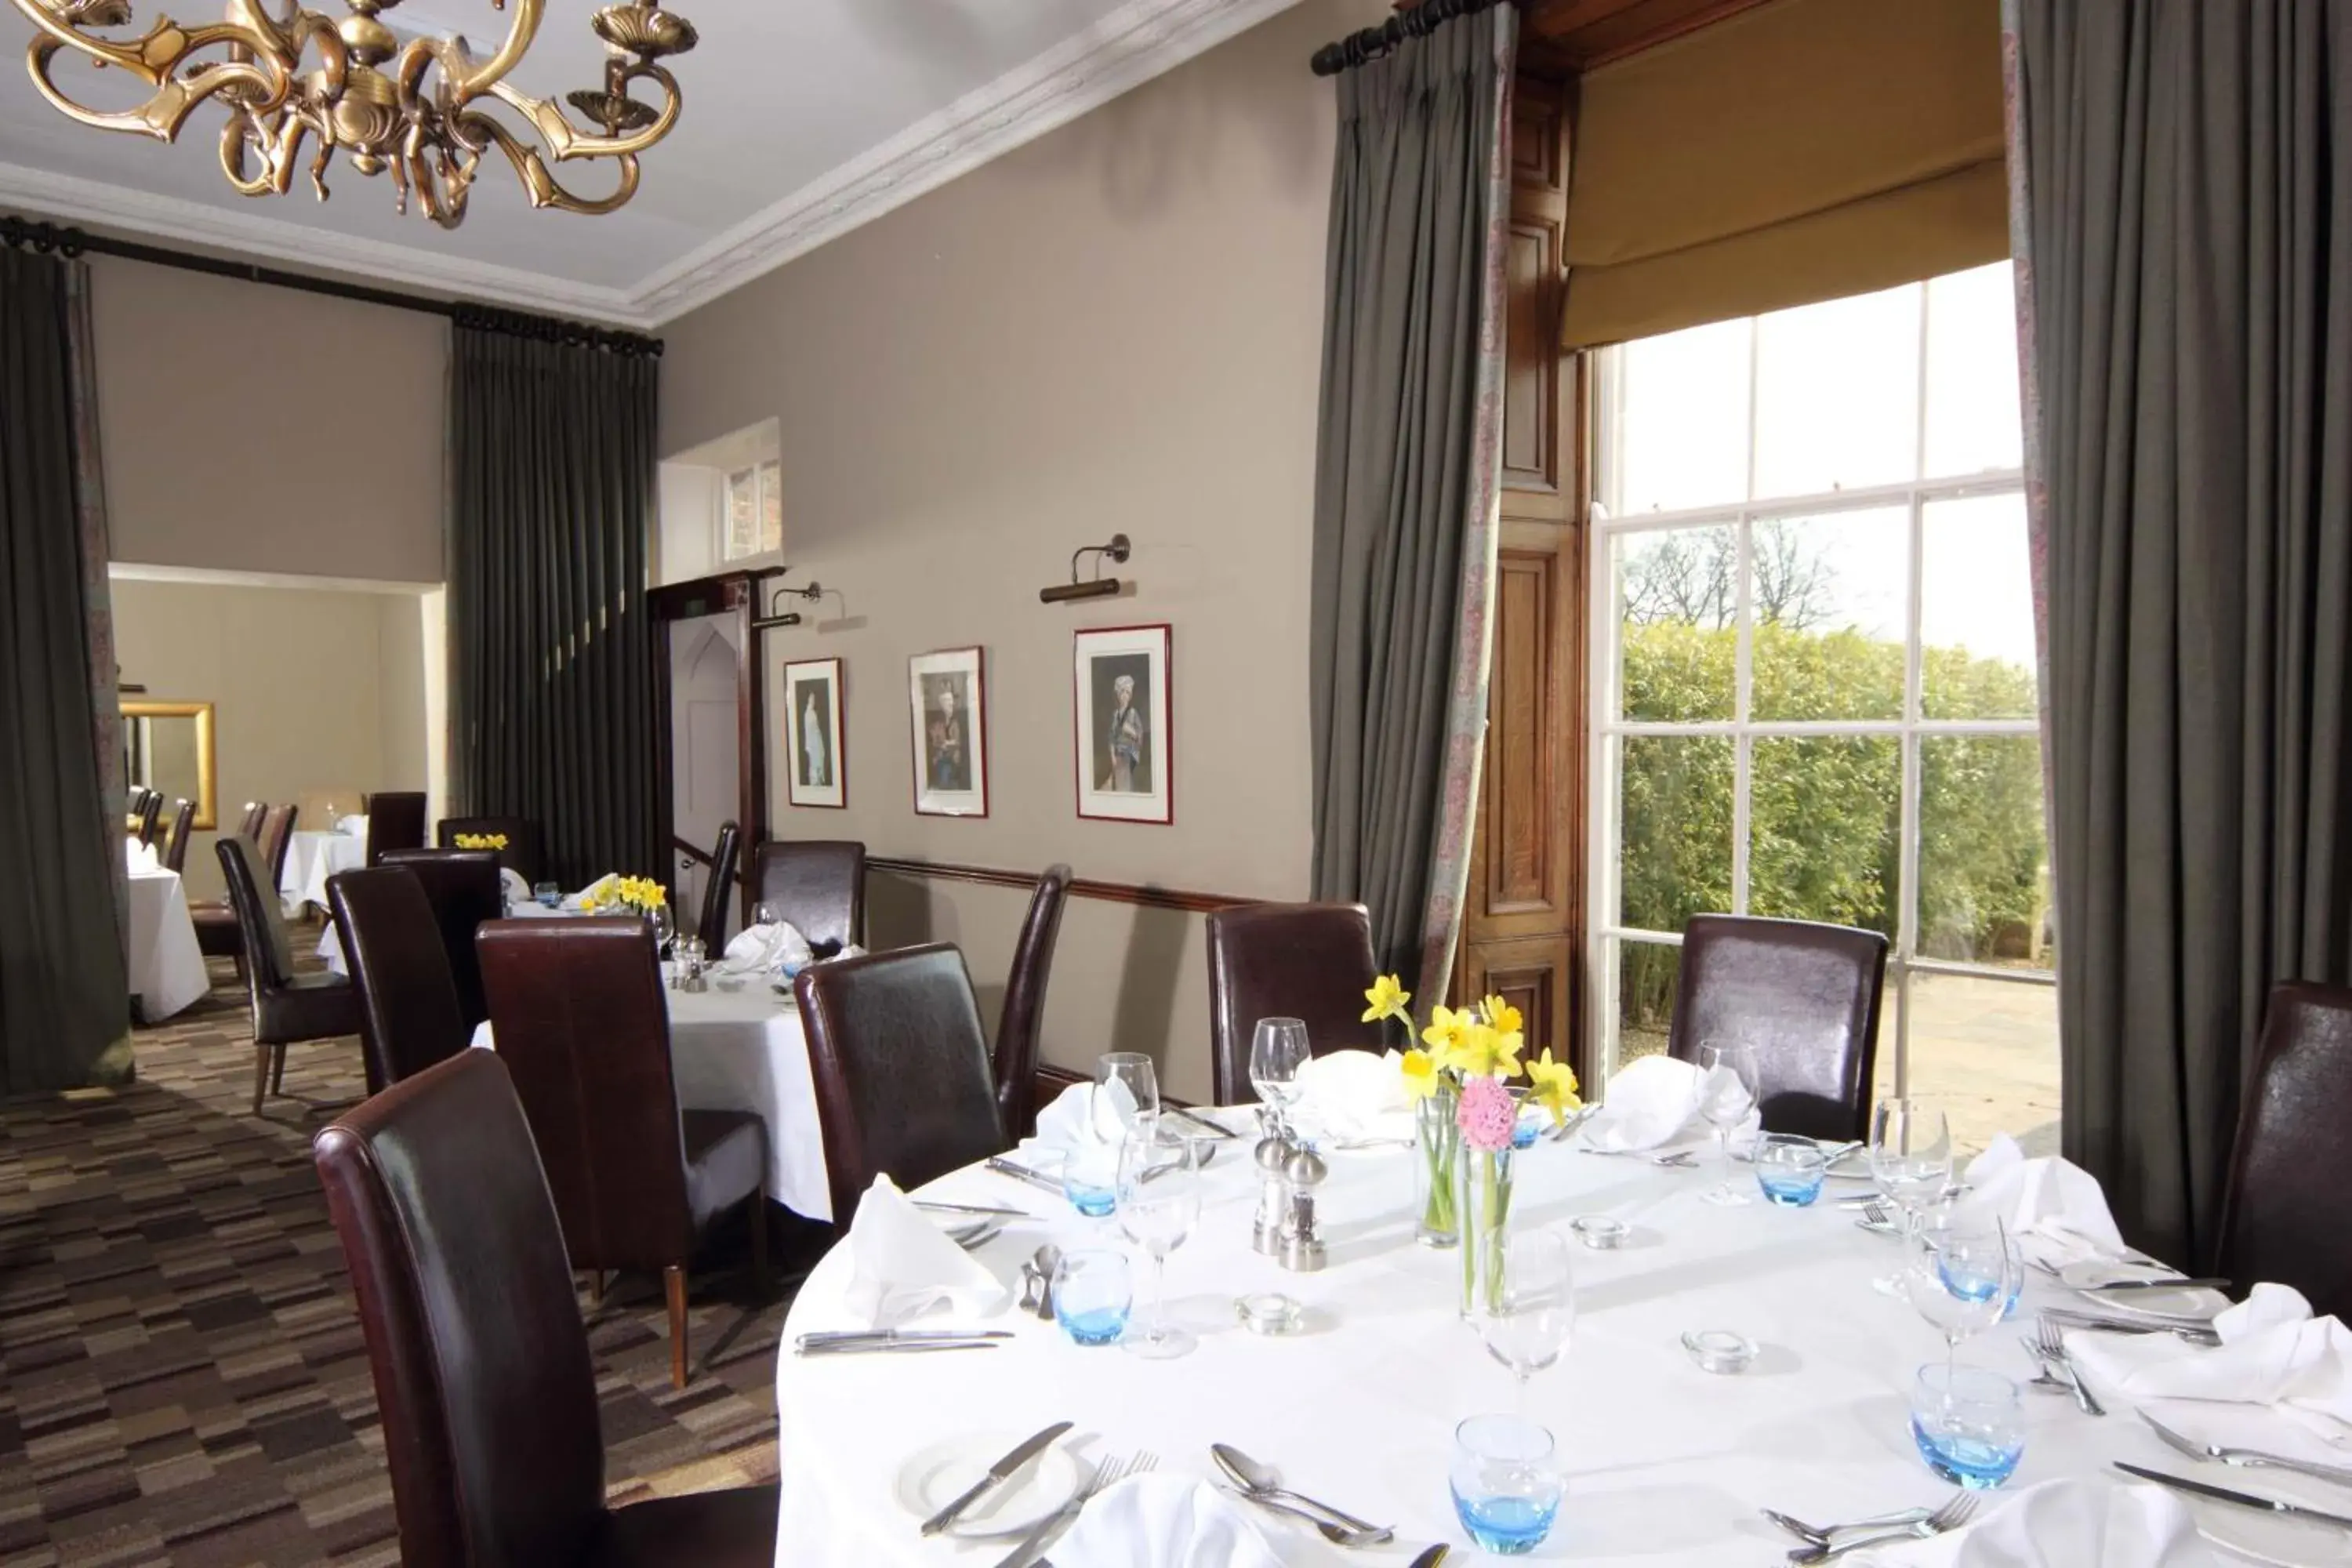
[{"xmin": 772, "ymin": 1123, "xmax": 2204, "ymax": 1566}]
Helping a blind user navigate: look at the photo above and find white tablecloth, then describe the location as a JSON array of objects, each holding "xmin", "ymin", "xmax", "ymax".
[
  {"xmin": 281, "ymin": 827, "xmax": 366, "ymax": 916},
  {"xmin": 318, "ymin": 892, "xmax": 560, "ymax": 975},
  {"xmin": 470, "ymin": 979, "xmax": 829, "ymax": 1221},
  {"xmin": 126, "ymin": 867, "xmax": 210, "ymax": 1022},
  {"xmin": 771, "ymin": 1131, "xmax": 2216, "ymax": 1566}
]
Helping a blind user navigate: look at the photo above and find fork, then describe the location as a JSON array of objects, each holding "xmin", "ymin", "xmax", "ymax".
[
  {"xmin": 1788, "ymin": 1494, "xmax": 1976, "ymax": 1563},
  {"xmin": 2035, "ymin": 1316, "xmax": 2105, "ymax": 1416},
  {"xmin": 2140, "ymin": 1410, "xmax": 2352, "ymax": 1487},
  {"xmin": 1580, "ymin": 1146, "xmax": 1698, "ymax": 1167},
  {"xmin": 1856, "ymin": 1200, "xmax": 1901, "ymax": 1233},
  {"xmin": 994, "ymin": 1450, "xmax": 1156, "ymax": 1568}
]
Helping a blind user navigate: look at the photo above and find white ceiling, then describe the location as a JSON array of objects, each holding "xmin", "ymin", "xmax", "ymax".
[{"xmin": 0, "ymin": 0, "xmax": 1296, "ymax": 328}]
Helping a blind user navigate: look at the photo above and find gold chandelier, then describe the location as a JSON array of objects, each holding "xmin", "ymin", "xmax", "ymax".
[{"xmin": 8, "ymin": 0, "xmax": 695, "ymax": 227}]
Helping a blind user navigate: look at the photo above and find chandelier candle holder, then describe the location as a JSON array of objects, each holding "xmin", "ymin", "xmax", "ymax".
[{"xmin": 9, "ymin": 0, "xmax": 696, "ymax": 227}]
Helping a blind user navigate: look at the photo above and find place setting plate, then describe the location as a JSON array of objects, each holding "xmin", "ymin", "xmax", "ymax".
[
  {"xmin": 2060, "ymin": 1261, "xmax": 2231, "ymax": 1323},
  {"xmin": 894, "ymin": 1431, "xmax": 1086, "ymax": 1540},
  {"xmin": 2175, "ymin": 1468, "xmax": 2352, "ymax": 1567}
]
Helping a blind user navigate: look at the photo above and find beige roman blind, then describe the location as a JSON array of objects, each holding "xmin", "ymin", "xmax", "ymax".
[{"xmin": 1560, "ymin": 0, "xmax": 2007, "ymax": 349}]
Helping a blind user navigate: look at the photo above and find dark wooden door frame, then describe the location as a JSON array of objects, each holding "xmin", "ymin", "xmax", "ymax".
[{"xmin": 649, "ymin": 572, "xmax": 767, "ymax": 928}]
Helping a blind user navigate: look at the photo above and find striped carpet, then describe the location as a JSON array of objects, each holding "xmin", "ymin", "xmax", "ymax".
[{"xmin": 0, "ymin": 946, "xmax": 789, "ymax": 1566}]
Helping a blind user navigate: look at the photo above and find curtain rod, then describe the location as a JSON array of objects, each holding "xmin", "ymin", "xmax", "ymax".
[
  {"xmin": 1309, "ymin": 0, "xmax": 1513, "ymax": 76},
  {"xmin": 0, "ymin": 211, "xmax": 662, "ymax": 358}
]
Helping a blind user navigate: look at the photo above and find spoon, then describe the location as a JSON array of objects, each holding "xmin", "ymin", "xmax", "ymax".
[
  {"xmin": 1210, "ymin": 1444, "xmax": 1392, "ymax": 1541},
  {"xmin": 1215, "ymin": 1484, "xmax": 1394, "ymax": 1547},
  {"xmin": 1760, "ymin": 1505, "xmax": 1932, "ymax": 1548}
]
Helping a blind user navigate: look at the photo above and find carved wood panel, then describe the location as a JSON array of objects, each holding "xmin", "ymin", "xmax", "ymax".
[{"xmin": 1460, "ymin": 936, "xmax": 1573, "ymax": 1066}]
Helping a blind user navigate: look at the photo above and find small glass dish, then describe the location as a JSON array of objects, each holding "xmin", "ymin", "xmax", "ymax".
[
  {"xmin": 1682, "ymin": 1328, "xmax": 1759, "ymax": 1374},
  {"xmin": 1570, "ymin": 1214, "xmax": 1628, "ymax": 1250},
  {"xmin": 1236, "ymin": 1292, "xmax": 1305, "ymax": 1336},
  {"xmin": 1754, "ymin": 1134, "xmax": 1829, "ymax": 1207}
]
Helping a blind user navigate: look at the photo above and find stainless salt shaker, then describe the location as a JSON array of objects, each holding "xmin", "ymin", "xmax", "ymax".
[
  {"xmin": 1278, "ymin": 1145, "xmax": 1329, "ymax": 1272},
  {"xmin": 1252, "ymin": 1133, "xmax": 1292, "ymax": 1255}
]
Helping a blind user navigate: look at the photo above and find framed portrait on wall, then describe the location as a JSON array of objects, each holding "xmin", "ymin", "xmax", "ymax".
[
  {"xmin": 782, "ymin": 657, "xmax": 845, "ymax": 809},
  {"xmin": 1073, "ymin": 624, "xmax": 1171, "ymax": 824},
  {"xmin": 909, "ymin": 647, "xmax": 989, "ymax": 818}
]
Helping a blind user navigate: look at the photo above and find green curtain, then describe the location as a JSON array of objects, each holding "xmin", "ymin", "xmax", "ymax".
[
  {"xmin": 2011, "ymin": 0, "xmax": 2352, "ymax": 1264},
  {"xmin": 0, "ymin": 245, "xmax": 132, "ymax": 1091},
  {"xmin": 448, "ymin": 322, "xmax": 660, "ymax": 890},
  {"xmin": 1308, "ymin": 5, "xmax": 1516, "ymax": 1000}
]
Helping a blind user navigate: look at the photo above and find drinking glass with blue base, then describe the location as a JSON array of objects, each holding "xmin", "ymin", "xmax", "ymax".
[
  {"xmin": 1754, "ymin": 1134, "xmax": 1828, "ymax": 1205},
  {"xmin": 1451, "ymin": 1416, "xmax": 1564, "ymax": 1555},
  {"xmin": 1051, "ymin": 1250, "xmax": 1133, "ymax": 1346},
  {"xmin": 1910, "ymin": 1364, "xmax": 2025, "ymax": 1488}
]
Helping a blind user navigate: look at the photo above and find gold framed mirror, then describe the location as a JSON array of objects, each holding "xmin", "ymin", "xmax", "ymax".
[{"xmin": 121, "ymin": 700, "xmax": 218, "ymax": 830}]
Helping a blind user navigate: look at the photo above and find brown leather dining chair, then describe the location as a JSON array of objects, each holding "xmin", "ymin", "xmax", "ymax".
[
  {"xmin": 237, "ymin": 800, "xmax": 267, "ymax": 843},
  {"xmin": 379, "ymin": 848, "xmax": 503, "ymax": 1029},
  {"xmin": 435, "ymin": 815, "xmax": 542, "ymax": 884},
  {"xmin": 993, "ymin": 865, "xmax": 1072, "ymax": 1140},
  {"xmin": 2213, "ymin": 981, "xmax": 2352, "ymax": 1319},
  {"xmin": 258, "ymin": 800, "xmax": 300, "ymax": 888},
  {"xmin": 797, "ymin": 944, "xmax": 1008, "ymax": 1229},
  {"xmin": 220, "ymin": 835, "xmax": 361, "ymax": 1114},
  {"xmin": 365, "ymin": 791, "xmax": 429, "ymax": 866},
  {"xmin": 312, "ymin": 1051, "xmax": 780, "ymax": 1566},
  {"xmin": 329, "ymin": 866, "xmax": 470, "ymax": 1097},
  {"xmin": 752, "ymin": 839, "xmax": 864, "ymax": 953},
  {"xmin": 1203, "ymin": 901, "xmax": 1383, "ymax": 1105},
  {"xmin": 162, "ymin": 797, "xmax": 196, "ymax": 874},
  {"xmin": 1668, "ymin": 913, "xmax": 1889, "ymax": 1143},
  {"xmin": 133, "ymin": 789, "xmax": 164, "ymax": 848},
  {"xmin": 695, "ymin": 821, "xmax": 742, "ymax": 954},
  {"xmin": 194, "ymin": 804, "xmax": 269, "ymax": 970},
  {"xmin": 477, "ymin": 919, "xmax": 768, "ymax": 1389}
]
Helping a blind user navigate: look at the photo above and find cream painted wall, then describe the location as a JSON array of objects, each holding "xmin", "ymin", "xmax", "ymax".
[
  {"xmin": 661, "ymin": 0, "xmax": 1384, "ymax": 1098},
  {"xmin": 90, "ymin": 256, "xmax": 446, "ymax": 585}
]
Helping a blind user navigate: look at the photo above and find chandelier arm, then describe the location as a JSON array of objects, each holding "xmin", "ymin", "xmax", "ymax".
[
  {"xmin": 216, "ymin": 103, "xmax": 310, "ymax": 196},
  {"xmin": 25, "ymin": 30, "xmax": 285, "ymax": 141},
  {"xmin": 435, "ymin": 0, "xmax": 539, "ymax": 102},
  {"xmin": 461, "ymin": 110, "xmax": 640, "ymax": 215},
  {"xmin": 400, "ymin": 130, "xmax": 477, "ymax": 229},
  {"xmin": 484, "ymin": 62, "xmax": 677, "ymax": 164}
]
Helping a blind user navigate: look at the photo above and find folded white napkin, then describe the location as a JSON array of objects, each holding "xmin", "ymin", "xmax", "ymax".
[
  {"xmin": 499, "ymin": 868, "xmax": 531, "ymax": 907},
  {"xmin": 840, "ymin": 1174, "xmax": 1008, "ymax": 1328},
  {"xmin": 1292, "ymin": 1049, "xmax": 1414, "ymax": 1142},
  {"xmin": 2067, "ymin": 1283, "xmax": 2352, "ymax": 1443},
  {"xmin": 562, "ymin": 873, "xmax": 619, "ymax": 911},
  {"xmin": 1052, "ymin": 1475, "xmax": 1283, "ymax": 1568},
  {"xmin": 1955, "ymin": 1135, "xmax": 2126, "ymax": 1270},
  {"xmin": 336, "ymin": 814, "xmax": 368, "ymax": 837},
  {"xmin": 1021, "ymin": 1079, "xmax": 1142, "ymax": 1162},
  {"xmin": 1862, "ymin": 1477, "xmax": 2215, "ymax": 1566},
  {"xmin": 125, "ymin": 839, "xmax": 159, "ymax": 875},
  {"xmin": 1584, "ymin": 1055, "xmax": 1704, "ymax": 1150},
  {"xmin": 717, "ymin": 920, "xmax": 810, "ymax": 976}
]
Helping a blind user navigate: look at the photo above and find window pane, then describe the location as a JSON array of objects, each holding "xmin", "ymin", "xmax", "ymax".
[
  {"xmin": 1619, "ymin": 735, "xmax": 1732, "ymax": 933},
  {"xmin": 1617, "ymin": 526, "xmax": 1737, "ymax": 720},
  {"xmin": 1922, "ymin": 495, "xmax": 2038, "ymax": 720},
  {"xmin": 1918, "ymin": 735, "xmax": 2050, "ymax": 967},
  {"xmin": 1924, "ymin": 262, "xmax": 2024, "ymax": 478},
  {"xmin": 1748, "ymin": 509, "xmax": 1909, "ymax": 720},
  {"xmin": 1610, "ymin": 319, "xmax": 1751, "ymax": 514},
  {"xmin": 1752, "ymin": 283, "xmax": 1922, "ymax": 499},
  {"xmin": 1617, "ymin": 938, "xmax": 1680, "ymax": 1069},
  {"xmin": 1904, "ymin": 973, "xmax": 2060, "ymax": 1160},
  {"xmin": 1750, "ymin": 736, "xmax": 1900, "ymax": 935}
]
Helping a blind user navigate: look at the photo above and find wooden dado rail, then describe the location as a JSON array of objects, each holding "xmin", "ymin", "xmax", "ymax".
[{"xmin": 865, "ymin": 855, "xmax": 1253, "ymax": 917}]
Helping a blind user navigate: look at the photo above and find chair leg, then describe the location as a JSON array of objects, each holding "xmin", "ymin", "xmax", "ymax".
[
  {"xmin": 750, "ymin": 1184, "xmax": 770, "ymax": 1299},
  {"xmin": 664, "ymin": 1264, "xmax": 689, "ymax": 1390},
  {"xmin": 252, "ymin": 1044, "xmax": 272, "ymax": 1113},
  {"xmin": 270, "ymin": 1044, "xmax": 286, "ymax": 1096}
]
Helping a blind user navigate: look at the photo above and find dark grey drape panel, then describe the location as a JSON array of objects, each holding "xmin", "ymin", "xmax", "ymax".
[
  {"xmin": 449, "ymin": 326, "xmax": 659, "ymax": 891},
  {"xmin": 0, "ymin": 246, "xmax": 132, "ymax": 1091},
  {"xmin": 1309, "ymin": 8, "xmax": 1515, "ymax": 993},
  {"xmin": 2013, "ymin": 0, "xmax": 2352, "ymax": 1265}
]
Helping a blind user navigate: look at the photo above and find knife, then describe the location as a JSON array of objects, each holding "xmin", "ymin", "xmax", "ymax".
[
  {"xmin": 921, "ymin": 1421, "xmax": 1074, "ymax": 1537},
  {"xmin": 988, "ymin": 1156, "xmax": 1064, "ymax": 1194},
  {"xmin": 2114, "ymin": 1463, "xmax": 2352, "ymax": 1530},
  {"xmin": 794, "ymin": 1337, "xmax": 1004, "ymax": 1358},
  {"xmin": 1167, "ymin": 1105, "xmax": 1236, "ymax": 1139},
  {"xmin": 2085, "ymin": 1276, "xmax": 2230, "ymax": 1293},
  {"xmin": 797, "ymin": 1329, "xmax": 1014, "ymax": 1348}
]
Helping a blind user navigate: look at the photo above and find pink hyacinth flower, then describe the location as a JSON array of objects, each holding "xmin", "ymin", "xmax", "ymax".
[{"xmin": 1457, "ymin": 1074, "xmax": 1517, "ymax": 1153}]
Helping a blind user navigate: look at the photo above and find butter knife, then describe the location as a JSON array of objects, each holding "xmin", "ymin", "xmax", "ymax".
[
  {"xmin": 921, "ymin": 1421, "xmax": 1073, "ymax": 1537},
  {"xmin": 2114, "ymin": 1463, "xmax": 2352, "ymax": 1530},
  {"xmin": 2085, "ymin": 1276, "xmax": 2230, "ymax": 1292},
  {"xmin": 987, "ymin": 1156, "xmax": 1063, "ymax": 1194},
  {"xmin": 1167, "ymin": 1105, "xmax": 1236, "ymax": 1139}
]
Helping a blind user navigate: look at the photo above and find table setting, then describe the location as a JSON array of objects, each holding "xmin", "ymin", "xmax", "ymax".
[
  {"xmin": 770, "ymin": 976, "xmax": 2352, "ymax": 1566},
  {"xmin": 122, "ymin": 833, "xmax": 208, "ymax": 1020},
  {"xmin": 280, "ymin": 814, "xmax": 368, "ymax": 916}
]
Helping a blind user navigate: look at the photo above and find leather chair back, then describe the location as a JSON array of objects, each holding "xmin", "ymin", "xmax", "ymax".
[
  {"xmin": 753, "ymin": 840, "xmax": 865, "ymax": 953},
  {"xmin": 135, "ymin": 789, "xmax": 164, "ymax": 848},
  {"xmin": 238, "ymin": 800, "xmax": 267, "ymax": 842},
  {"xmin": 379, "ymin": 849, "xmax": 503, "ymax": 1029},
  {"xmin": 994, "ymin": 865, "xmax": 1072, "ymax": 1139},
  {"xmin": 1204, "ymin": 902, "xmax": 1382, "ymax": 1105},
  {"xmin": 1668, "ymin": 914, "xmax": 1889, "ymax": 1142},
  {"xmin": 162, "ymin": 798, "xmax": 196, "ymax": 873},
  {"xmin": 2215, "ymin": 982, "xmax": 2352, "ymax": 1317},
  {"xmin": 220, "ymin": 833, "xmax": 301, "ymax": 993},
  {"xmin": 331, "ymin": 866, "xmax": 470, "ymax": 1096},
  {"xmin": 477, "ymin": 919, "xmax": 695, "ymax": 1269},
  {"xmin": 697, "ymin": 821, "xmax": 742, "ymax": 955},
  {"xmin": 797, "ymin": 944, "xmax": 1005, "ymax": 1226},
  {"xmin": 313, "ymin": 1051, "xmax": 608, "ymax": 1567},
  {"xmin": 434, "ymin": 815, "xmax": 542, "ymax": 885},
  {"xmin": 366, "ymin": 792, "xmax": 429, "ymax": 866},
  {"xmin": 259, "ymin": 802, "xmax": 299, "ymax": 887}
]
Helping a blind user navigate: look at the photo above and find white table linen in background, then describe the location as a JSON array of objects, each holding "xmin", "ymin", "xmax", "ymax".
[
  {"xmin": 280, "ymin": 826, "xmax": 366, "ymax": 916},
  {"xmin": 771, "ymin": 1123, "xmax": 2256, "ymax": 1566},
  {"xmin": 317, "ymin": 895, "xmax": 568, "ymax": 975},
  {"xmin": 125, "ymin": 867, "xmax": 209, "ymax": 1022},
  {"xmin": 469, "ymin": 978, "xmax": 830, "ymax": 1221}
]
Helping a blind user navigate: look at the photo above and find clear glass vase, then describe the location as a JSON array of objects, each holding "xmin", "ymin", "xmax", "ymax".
[
  {"xmin": 1414, "ymin": 1086, "xmax": 1463, "ymax": 1248},
  {"xmin": 1457, "ymin": 1143, "xmax": 1517, "ymax": 1318}
]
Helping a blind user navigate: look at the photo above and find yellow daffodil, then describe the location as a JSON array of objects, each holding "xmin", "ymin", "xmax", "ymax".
[
  {"xmin": 1399, "ymin": 1047, "xmax": 1440, "ymax": 1101},
  {"xmin": 1525, "ymin": 1048, "xmax": 1582, "ymax": 1125},
  {"xmin": 1443, "ymin": 1020, "xmax": 1523, "ymax": 1081},
  {"xmin": 1361, "ymin": 973, "xmax": 1413, "ymax": 1025},
  {"xmin": 1420, "ymin": 1004, "xmax": 1472, "ymax": 1059},
  {"xmin": 579, "ymin": 894, "xmax": 601, "ymax": 912},
  {"xmin": 1479, "ymin": 994, "xmax": 1523, "ymax": 1036}
]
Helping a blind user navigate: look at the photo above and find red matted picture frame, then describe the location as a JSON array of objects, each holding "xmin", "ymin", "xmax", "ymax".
[
  {"xmin": 908, "ymin": 646, "xmax": 988, "ymax": 818},
  {"xmin": 1073, "ymin": 623, "xmax": 1172, "ymax": 825},
  {"xmin": 782, "ymin": 656, "xmax": 845, "ymax": 809}
]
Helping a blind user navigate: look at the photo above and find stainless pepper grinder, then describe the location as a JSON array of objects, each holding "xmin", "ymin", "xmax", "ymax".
[
  {"xmin": 1251, "ymin": 1131, "xmax": 1293, "ymax": 1254},
  {"xmin": 1278, "ymin": 1144, "xmax": 1329, "ymax": 1272}
]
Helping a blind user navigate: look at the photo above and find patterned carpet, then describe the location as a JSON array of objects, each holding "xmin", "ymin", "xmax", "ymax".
[{"xmin": 0, "ymin": 944, "xmax": 793, "ymax": 1566}]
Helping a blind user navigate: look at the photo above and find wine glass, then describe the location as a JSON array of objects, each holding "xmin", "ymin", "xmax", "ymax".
[
  {"xmin": 1696, "ymin": 1042, "xmax": 1760, "ymax": 1206},
  {"xmin": 1869, "ymin": 1098, "xmax": 1954, "ymax": 1293},
  {"xmin": 1116, "ymin": 1133, "xmax": 1200, "ymax": 1359},
  {"xmin": 1904, "ymin": 1214, "xmax": 2022, "ymax": 1374},
  {"xmin": 1094, "ymin": 1052, "xmax": 1160, "ymax": 1145},
  {"xmin": 1476, "ymin": 1229, "xmax": 1575, "ymax": 1415},
  {"xmin": 648, "ymin": 900, "xmax": 675, "ymax": 960},
  {"xmin": 1249, "ymin": 1018, "xmax": 1310, "ymax": 1137},
  {"xmin": 753, "ymin": 901, "xmax": 781, "ymax": 931}
]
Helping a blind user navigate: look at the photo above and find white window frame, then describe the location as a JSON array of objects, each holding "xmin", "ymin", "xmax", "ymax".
[{"xmin": 1582, "ymin": 310, "xmax": 2052, "ymax": 1095}]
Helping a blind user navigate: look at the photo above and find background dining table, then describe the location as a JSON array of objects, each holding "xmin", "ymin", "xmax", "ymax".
[
  {"xmin": 123, "ymin": 841, "xmax": 209, "ymax": 1022},
  {"xmin": 280, "ymin": 822, "xmax": 367, "ymax": 916}
]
